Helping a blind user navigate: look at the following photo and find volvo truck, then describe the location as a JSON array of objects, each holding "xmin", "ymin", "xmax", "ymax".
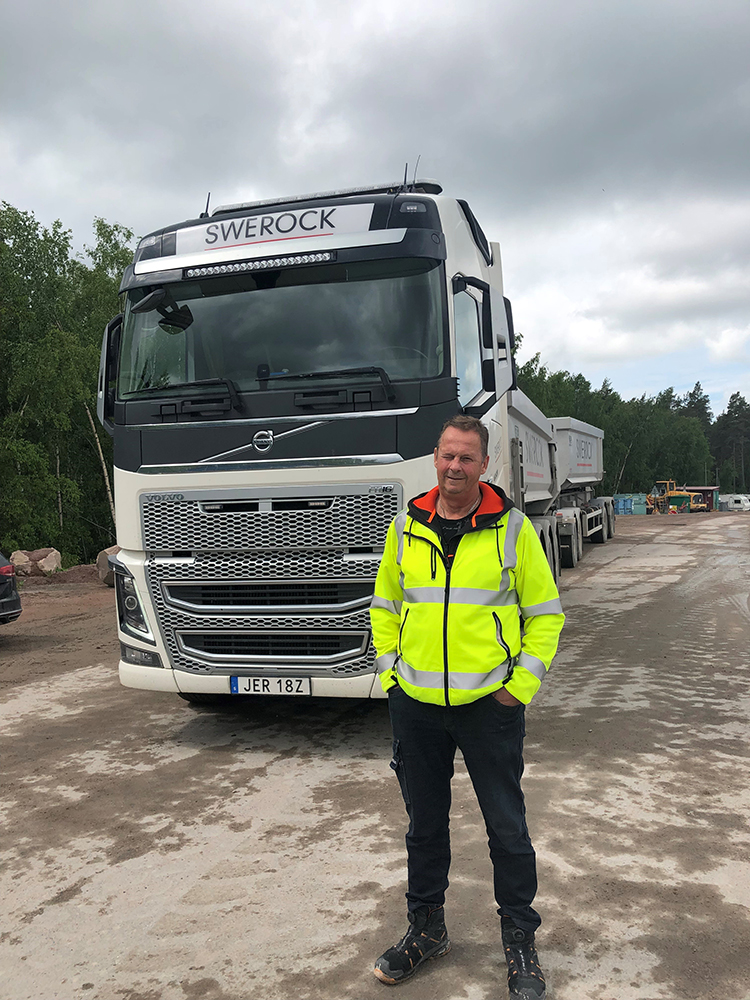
[{"xmin": 97, "ymin": 180, "xmax": 609, "ymax": 702}]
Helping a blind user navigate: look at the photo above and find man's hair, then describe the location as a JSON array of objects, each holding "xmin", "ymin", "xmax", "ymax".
[{"xmin": 437, "ymin": 415, "xmax": 489, "ymax": 459}]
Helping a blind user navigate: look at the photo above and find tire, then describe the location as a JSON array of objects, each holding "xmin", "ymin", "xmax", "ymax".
[
  {"xmin": 607, "ymin": 503, "xmax": 615, "ymax": 537},
  {"xmin": 591, "ymin": 515, "xmax": 607, "ymax": 543},
  {"xmin": 561, "ymin": 540, "xmax": 578, "ymax": 568}
]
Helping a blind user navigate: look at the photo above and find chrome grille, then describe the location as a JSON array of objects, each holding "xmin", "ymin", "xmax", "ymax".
[
  {"xmin": 177, "ymin": 631, "xmax": 368, "ymax": 662},
  {"xmin": 143, "ymin": 483, "xmax": 401, "ymax": 678},
  {"xmin": 164, "ymin": 580, "xmax": 374, "ymax": 611},
  {"xmin": 141, "ymin": 485, "xmax": 400, "ymax": 552}
]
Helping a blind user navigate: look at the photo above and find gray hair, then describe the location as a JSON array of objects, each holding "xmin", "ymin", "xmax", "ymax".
[{"xmin": 437, "ymin": 415, "xmax": 489, "ymax": 459}]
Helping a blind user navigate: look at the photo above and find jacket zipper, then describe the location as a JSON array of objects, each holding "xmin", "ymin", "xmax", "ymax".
[
  {"xmin": 404, "ymin": 523, "xmax": 453, "ymax": 704},
  {"xmin": 442, "ymin": 561, "xmax": 452, "ymax": 705}
]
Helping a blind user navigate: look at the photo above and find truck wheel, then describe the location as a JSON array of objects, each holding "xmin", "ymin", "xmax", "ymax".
[
  {"xmin": 591, "ymin": 519, "xmax": 607, "ymax": 543},
  {"xmin": 607, "ymin": 503, "xmax": 615, "ymax": 537},
  {"xmin": 561, "ymin": 541, "xmax": 578, "ymax": 568}
]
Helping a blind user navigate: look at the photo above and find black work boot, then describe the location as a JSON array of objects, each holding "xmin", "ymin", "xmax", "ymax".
[
  {"xmin": 501, "ymin": 916, "xmax": 546, "ymax": 999},
  {"xmin": 373, "ymin": 905, "xmax": 451, "ymax": 985}
]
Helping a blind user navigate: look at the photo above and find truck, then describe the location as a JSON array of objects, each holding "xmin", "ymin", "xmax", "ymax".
[{"xmin": 96, "ymin": 179, "xmax": 612, "ymax": 703}]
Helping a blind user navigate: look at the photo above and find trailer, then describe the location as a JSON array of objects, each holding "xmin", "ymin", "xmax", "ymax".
[
  {"xmin": 550, "ymin": 417, "xmax": 613, "ymax": 568},
  {"xmin": 501, "ymin": 401, "xmax": 613, "ymax": 572}
]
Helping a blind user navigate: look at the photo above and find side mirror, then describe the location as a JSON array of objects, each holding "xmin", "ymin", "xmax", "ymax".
[{"xmin": 97, "ymin": 314, "xmax": 123, "ymax": 434}]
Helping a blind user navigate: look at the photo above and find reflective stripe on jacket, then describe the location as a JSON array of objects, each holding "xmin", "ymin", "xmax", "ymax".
[{"xmin": 369, "ymin": 481, "xmax": 564, "ymax": 706}]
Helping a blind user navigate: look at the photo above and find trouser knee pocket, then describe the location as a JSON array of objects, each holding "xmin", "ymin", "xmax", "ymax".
[{"xmin": 390, "ymin": 739, "xmax": 411, "ymax": 807}]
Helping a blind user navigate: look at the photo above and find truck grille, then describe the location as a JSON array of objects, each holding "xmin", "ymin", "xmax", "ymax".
[
  {"xmin": 177, "ymin": 631, "xmax": 368, "ymax": 662},
  {"xmin": 142, "ymin": 483, "xmax": 401, "ymax": 678},
  {"xmin": 164, "ymin": 580, "xmax": 373, "ymax": 610},
  {"xmin": 141, "ymin": 485, "xmax": 400, "ymax": 552}
]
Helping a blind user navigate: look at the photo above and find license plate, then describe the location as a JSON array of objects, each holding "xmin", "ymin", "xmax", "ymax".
[{"xmin": 230, "ymin": 676, "xmax": 311, "ymax": 696}]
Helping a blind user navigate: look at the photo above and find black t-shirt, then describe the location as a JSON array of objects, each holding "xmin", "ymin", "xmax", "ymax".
[{"xmin": 432, "ymin": 512, "xmax": 476, "ymax": 554}]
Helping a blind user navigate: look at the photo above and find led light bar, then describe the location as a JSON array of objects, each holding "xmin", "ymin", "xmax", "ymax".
[{"xmin": 185, "ymin": 251, "xmax": 335, "ymax": 278}]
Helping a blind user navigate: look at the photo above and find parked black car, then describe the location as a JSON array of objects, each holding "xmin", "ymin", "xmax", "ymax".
[{"xmin": 0, "ymin": 551, "xmax": 22, "ymax": 624}]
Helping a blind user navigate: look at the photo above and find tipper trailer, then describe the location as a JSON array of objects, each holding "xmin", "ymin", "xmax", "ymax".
[
  {"xmin": 97, "ymin": 179, "xmax": 610, "ymax": 703},
  {"xmin": 503, "ymin": 394, "xmax": 614, "ymax": 572}
]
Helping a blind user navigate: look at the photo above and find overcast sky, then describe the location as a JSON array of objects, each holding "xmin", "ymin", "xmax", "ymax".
[{"xmin": 2, "ymin": 0, "xmax": 748, "ymax": 416}]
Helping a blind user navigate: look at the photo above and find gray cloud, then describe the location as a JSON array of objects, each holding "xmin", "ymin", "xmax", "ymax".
[{"xmin": 1, "ymin": 0, "xmax": 748, "ymax": 412}]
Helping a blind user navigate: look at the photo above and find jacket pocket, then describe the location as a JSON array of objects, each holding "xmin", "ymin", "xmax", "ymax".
[
  {"xmin": 492, "ymin": 611, "xmax": 512, "ymax": 662},
  {"xmin": 492, "ymin": 611, "xmax": 515, "ymax": 684},
  {"xmin": 397, "ymin": 608, "xmax": 410, "ymax": 656}
]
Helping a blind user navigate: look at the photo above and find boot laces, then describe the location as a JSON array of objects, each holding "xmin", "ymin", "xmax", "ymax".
[{"xmin": 504, "ymin": 925, "xmax": 545, "ymax": 990}]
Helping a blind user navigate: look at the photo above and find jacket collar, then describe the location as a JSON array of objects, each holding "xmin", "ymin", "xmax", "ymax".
[{"xmin": 408, "ymin": 481, "xmax": 515, "ymax": 532}]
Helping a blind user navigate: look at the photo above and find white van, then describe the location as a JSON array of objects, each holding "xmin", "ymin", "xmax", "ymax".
[{"xmin": 719, "ymin": 494, "xmax": 750, "ymax": 511}]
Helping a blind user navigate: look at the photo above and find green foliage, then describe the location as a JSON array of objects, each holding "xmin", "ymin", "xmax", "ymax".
[
  {"xmin": 0, "ymin": 203, "xmax": 134, "ymax": 562},
  {"xmin": 711, "ymin": 392, "xmax": 749, "ymax": 492},
  {"xmin": 517, "ymin": 358, "xmax": 716, "ymax": 494},
  {"xmin": 0, "ymin": 200, "xmax": 746, "ymax": 560}
]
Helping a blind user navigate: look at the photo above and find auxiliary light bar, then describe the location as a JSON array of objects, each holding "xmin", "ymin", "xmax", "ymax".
[{"xmin": 185, "ymin": 251, "xmax": 335, "ymax": 279}]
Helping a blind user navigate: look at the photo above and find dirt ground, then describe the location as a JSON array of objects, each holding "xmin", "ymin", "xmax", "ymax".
[{"xmin": 1, "ymin": 514, "xmax": 750, "ymax": 1000}]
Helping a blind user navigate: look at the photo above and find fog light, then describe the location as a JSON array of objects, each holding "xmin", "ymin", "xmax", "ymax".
[{"xmin": 121, "ymin": 643, "xmax": 163, "ymax": 667}]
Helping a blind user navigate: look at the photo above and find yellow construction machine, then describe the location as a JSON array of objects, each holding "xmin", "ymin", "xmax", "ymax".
[{"xmin": 646, "ymin": 481, "xmax": 707, "ymax": 514}]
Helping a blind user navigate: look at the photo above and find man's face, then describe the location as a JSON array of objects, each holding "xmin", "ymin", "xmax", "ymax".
[{"xmin": 434, "ymin": 427, "xmax": 489, "ymax": 500}]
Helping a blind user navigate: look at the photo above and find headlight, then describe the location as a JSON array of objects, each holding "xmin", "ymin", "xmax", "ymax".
[{"xmin": 115, "ymin": 572, "xmax": 155, "ymax": 642}]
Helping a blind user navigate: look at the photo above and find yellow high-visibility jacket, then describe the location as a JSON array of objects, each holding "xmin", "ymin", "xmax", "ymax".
[{"xmin": 370, "ymin": 482, "xmax": 564, "ymax": 705}]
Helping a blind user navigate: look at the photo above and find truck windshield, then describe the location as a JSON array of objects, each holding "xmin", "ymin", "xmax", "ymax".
[{"xmin": 118, "ymin": 257, "xmax": 446, "ymax": 397}]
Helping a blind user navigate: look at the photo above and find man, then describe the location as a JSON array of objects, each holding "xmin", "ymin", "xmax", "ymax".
[{"xmin": 369, "ymin": 415, "xmax": 564, "ymax": 999}]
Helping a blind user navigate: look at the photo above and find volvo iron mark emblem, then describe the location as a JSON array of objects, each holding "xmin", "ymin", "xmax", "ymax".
[{"xmin": 252, "ymin": 429, "xmax": 274, "ymax": 453}]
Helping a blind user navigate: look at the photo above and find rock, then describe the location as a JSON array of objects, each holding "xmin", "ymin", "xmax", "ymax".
[
  {"xmin": 10, "ymin": 551, "xmax": 34, "ymax": 576},
  {"xmin": 37, "ymin": 550, "xmax": 62, "ymax": 574},
  {"xmin": 97, "ymin": 545, "xmax": 121, "ymax": 587},
  {"xmin": 10, "ymin": 548, "xmax": 62, "ymax": 575}
]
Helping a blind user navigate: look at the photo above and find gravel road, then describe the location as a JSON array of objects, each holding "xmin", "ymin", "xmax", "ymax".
[{"xmin": 2, "ymin": 514, "xmax": 749, "ymax": 1000}]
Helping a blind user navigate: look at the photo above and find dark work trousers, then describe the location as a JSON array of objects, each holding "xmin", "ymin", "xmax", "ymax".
[{"xmin": 388, "ymin": 683, "xmax": 540, "ymax": 932}]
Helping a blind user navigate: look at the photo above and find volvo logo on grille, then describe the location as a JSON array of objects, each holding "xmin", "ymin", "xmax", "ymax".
[
  {"xmin": 143, "ymin": 492, "xmax": 185, "ymax": 502},
  {"xmin": 252, "ymin": 429, "xmax": 274, "ymax": 453}
]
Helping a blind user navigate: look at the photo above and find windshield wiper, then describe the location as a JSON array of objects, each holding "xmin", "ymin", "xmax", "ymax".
[
  {"xmin": 262, "ymin": 366, "xmax": 396, "ymax": 402},
  {"xmin": 127, "ymin": 378, "xmax": 243, "ymax": 412}
]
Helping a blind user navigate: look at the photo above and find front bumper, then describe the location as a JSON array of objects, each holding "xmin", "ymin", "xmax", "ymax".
[{"xmin": 118, "ymin": 660, "xmax": 385, "ymax": 698}]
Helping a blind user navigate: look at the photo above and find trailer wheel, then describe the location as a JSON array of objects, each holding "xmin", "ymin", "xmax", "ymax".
[{"xmin": 561, "ymin": 540, "xmax": 578, "ymax": 568}]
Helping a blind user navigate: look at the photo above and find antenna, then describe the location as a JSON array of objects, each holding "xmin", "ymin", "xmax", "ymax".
[
  {"xmin": 411, "ymin": 155, "xmax": 421, "ymax": 190},
  {"xmin": 402, "ymin": 162, "xmax": 409, "ymax": 190},
  {"xmin": 200, "ymin": 192, "xmax": 211, "ymax": 218}
]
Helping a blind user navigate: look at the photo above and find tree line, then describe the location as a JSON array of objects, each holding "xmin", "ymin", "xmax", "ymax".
[
  {"xmin": 0, "ymin": 202, "xmax": 747, "ymax": 566},
  {"xmin": 516, "ymin": 353, "xmax": 749, "ymax": 496},
  {"xmin": 0, "ymin": 203, "xmax": 133, "ymax": 565}
]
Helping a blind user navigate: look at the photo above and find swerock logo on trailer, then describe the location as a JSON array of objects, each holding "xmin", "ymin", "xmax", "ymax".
[{"xmin": 176, "ymin": 203, "xmax": 374, "ymax": 255}]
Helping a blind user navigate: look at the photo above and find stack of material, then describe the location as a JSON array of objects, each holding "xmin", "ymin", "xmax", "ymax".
[{"xmin": 613, "ymin": 493, "xmax": 649, "ymax": 515}]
